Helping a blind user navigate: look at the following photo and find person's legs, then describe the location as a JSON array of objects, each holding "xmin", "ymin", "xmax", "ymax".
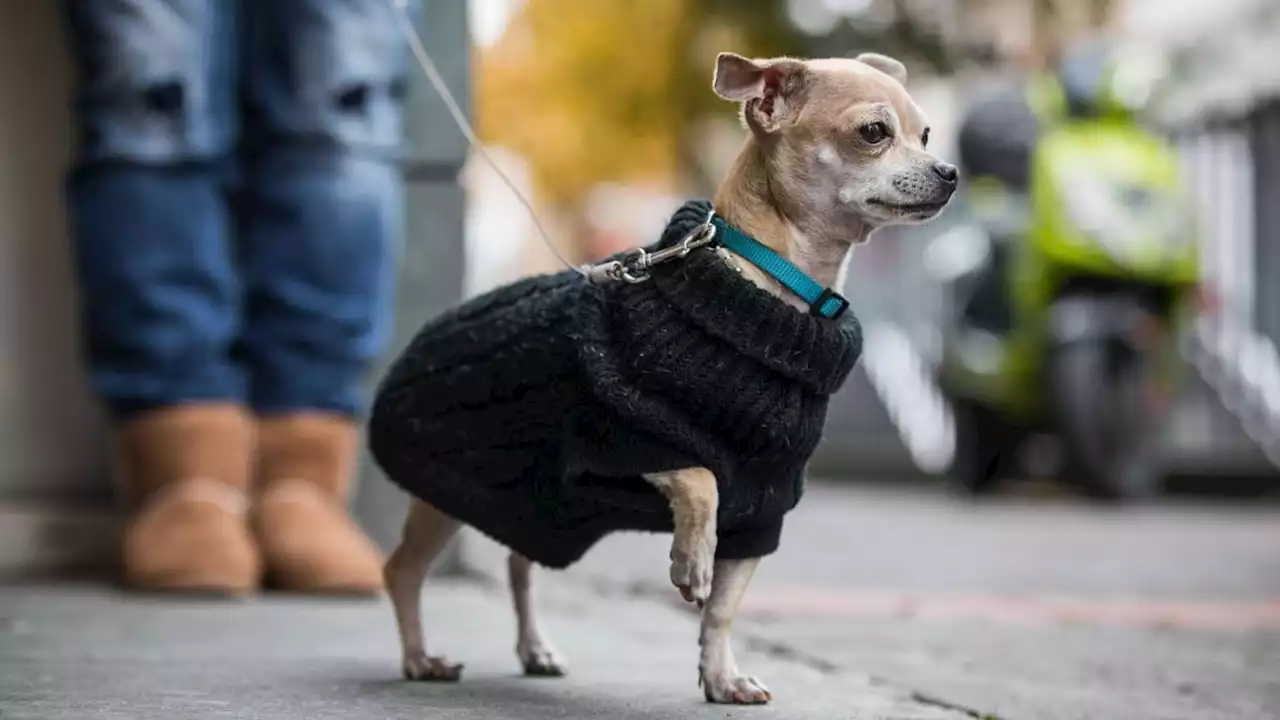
[
  {"xmin": 62, "ymin": 0, "xmax": 258, "ymax": 593},
  {"xmin": 239, "ymin": 0, "xmax": 417, "ymax": 593}
]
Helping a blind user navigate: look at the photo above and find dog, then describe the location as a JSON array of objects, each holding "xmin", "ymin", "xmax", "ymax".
[{"xmin": 377, "ymin": 50, "xmax": 956, "ymax": 705}]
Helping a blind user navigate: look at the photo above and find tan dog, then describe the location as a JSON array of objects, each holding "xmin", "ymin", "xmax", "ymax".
[{"xmin": 382, "ymin": 51, "xmax": 956, "ymax": 704}]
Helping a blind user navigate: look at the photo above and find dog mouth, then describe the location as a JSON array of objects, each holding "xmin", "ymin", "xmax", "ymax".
[{"xmin": 869, "ymin": 199, "xmax": 950, "ymax": 215}]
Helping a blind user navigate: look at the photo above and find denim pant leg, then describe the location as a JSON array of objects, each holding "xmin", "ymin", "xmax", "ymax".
[
  {"xmin": 61, "ymin": 0, "xmax": 243, "ymax": 420},
  {"xmin": 238, "ymin": 0, "xmax": 416, "ymax": 418}
]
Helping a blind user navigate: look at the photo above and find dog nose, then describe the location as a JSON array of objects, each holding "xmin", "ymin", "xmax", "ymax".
[{"xmin": 932, "ymin": 162, "xmax": 958, "ymax": 186}]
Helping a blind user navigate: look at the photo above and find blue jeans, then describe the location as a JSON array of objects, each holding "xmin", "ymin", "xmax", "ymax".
[{"xmin": 61, "ymin": 0, "xmax": 417, "ymax": 420}]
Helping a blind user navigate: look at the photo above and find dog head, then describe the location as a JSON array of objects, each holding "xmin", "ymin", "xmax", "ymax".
[{"xmin": 713, "ymin": 52, "xmax": 957, "ymax": 240}]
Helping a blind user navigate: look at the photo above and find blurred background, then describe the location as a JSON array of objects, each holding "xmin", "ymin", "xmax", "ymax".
[
  {"xmin": 1, "ymin": 0, "xmax": 1279, "ymax": 571},
  {"xmin": 462, "ymin": 0, "xmax": 1280, "ymax": 496},
  {"xmin": 1, "ymin": 3, "xmax": 1278, "ymax": 719}
]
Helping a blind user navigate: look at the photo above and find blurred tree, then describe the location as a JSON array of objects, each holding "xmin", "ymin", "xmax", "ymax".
[
  {"xmin": 476, "ymin": 0, "xmax": 804, "ymax": 216},
  {"xmin": 476, "ymin": 0, "xmax": 960, "ymax": 229}
]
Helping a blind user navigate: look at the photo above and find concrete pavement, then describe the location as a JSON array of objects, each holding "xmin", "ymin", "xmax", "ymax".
[
  {"xmin": 461, "ymin": 481, "xmax": 1280, "ymax": 720},
  {"xmin": 0, "ymin": 579, "xmax": 971, "ymax": 720},
  {"xmin": 4, "ymin": 481, "xmax": 1276, "ymax": 720}
]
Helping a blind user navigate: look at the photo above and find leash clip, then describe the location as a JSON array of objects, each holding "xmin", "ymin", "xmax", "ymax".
[
  {"xmin": 617, "ymin": 248, "xmax": 652, "ymax": 284},
  {"xmin": 581, "ymin": 249, "xmax": 650, "ymax": 285},
  {"xmin": 584, "ymin": 213, "xmax": 718, "ymax": 286}
]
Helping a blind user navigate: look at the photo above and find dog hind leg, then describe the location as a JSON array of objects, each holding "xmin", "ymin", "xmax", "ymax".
[
  {"xmin": 508, "ymin": 552, "xmax": 568, "ymax": 676},
  {"xmin": 383, "ymin": 498, "xmax": 463, "ymax": 681},
  {"xmin": 700, "ymin": 557, "xmax": 771, "ymax": 704}
]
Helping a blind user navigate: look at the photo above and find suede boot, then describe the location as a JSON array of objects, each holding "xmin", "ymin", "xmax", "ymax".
[
  {"xmin": 252, "ymin": 414, "xmax": 385, "ymax": 595},
  {"xmin": 117, "ymin": 403, "xmax": 261, "ymax": 595}
]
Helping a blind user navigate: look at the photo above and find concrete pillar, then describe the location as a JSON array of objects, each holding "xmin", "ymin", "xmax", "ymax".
[
  {"xmin": 0, "ymin": 4, "xmax": 115, "ymax": 577},
  {"xmin": 352, "ymin": 0, "xmax": 470, "ymax": 574}
]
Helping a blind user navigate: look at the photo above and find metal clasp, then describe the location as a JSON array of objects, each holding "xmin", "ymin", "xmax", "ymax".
[
  {"xmin": 617, "ymin": 247, "xmax": 652, "ymax": 284},
  {"xmin": 582, "ymin": 213, "xmax": 719, "ymax": 286}
]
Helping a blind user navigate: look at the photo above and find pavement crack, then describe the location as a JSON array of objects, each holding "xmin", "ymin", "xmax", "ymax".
[
  {"xmin": 737, "ymin": 632, "xmax": 842, "ymax": 674},
  {"xmin": 903, "ymin": 688, "xmax": 1007, "ymax": 720}
]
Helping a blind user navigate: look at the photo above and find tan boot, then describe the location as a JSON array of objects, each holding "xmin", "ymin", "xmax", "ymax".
[
  {"xmin": 252, "ymin": 413, "xmax": 385, "ymax": 595},
  {"xmin": 117, "ymin": 403, "xmax": 261, "ymax": 596}
]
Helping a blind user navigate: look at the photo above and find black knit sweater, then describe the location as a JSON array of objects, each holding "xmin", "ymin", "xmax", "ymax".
[{"xmin": 367, "ymin": 200, "xmax": 863, "ymax": 568}]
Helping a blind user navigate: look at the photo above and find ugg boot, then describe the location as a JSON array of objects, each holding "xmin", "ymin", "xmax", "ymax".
[
  {"xmin": 117, "ymin": 403, "xmax": 261, "ymax": 595},
  {"xmin": 252, "ymin": 414, "xmax": 385, "ymax": 595}
]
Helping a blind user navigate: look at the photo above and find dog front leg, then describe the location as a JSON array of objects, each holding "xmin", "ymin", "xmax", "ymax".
[
  {"xmin": 645, "ymin": 468, "xmax": 718, "ymax": 606},
  {"xmin": 700, "ymin": 557, "xmax": 770, "ymax": 704}
]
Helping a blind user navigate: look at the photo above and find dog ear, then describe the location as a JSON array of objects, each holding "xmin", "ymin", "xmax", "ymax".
[
  {"xmin": 713, "ymin": 52, "xmax": 809, "ymax": 135},
  {"xmin": 856, "ymin": 52, "xmax": 908, "ymax": 85}
]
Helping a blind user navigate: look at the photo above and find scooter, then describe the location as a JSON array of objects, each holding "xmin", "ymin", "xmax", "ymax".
[{"xmin": 933, "ymin": 44, "xmax": 1202, "ymax": 500}]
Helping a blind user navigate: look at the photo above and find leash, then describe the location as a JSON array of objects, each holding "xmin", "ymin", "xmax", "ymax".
[
  {"xmin": 388, "ymin": 0, "xmax": 582, "ymax": 277},
  {"xmin": 389, "ymin": 0, "xmax": 717, "ymax": 285},
  {"xmin": 389, "ymin": 2, "xmax": 847, "ymax": 319}
]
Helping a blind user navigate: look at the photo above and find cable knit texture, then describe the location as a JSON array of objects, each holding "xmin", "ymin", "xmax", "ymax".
[{"xmin": 368, "ymin": 200, "xmax": 863, "ymax": 568}]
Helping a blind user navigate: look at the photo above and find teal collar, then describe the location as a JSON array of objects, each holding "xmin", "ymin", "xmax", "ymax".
[{"xmin": 710, "ymin": 215, "xmax": 850, "ymax": 320}]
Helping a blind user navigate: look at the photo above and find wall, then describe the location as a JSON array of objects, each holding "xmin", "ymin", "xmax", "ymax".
[
  {"xmin": 0, "ymin": 4, "xmax": 118, "ymax": 576},
  {"xmin": 0, "ymin": 4, "xmax": 110, "ymax": 501}
]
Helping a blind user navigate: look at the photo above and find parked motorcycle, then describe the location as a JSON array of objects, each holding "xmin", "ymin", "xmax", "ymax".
[{"xmin": 934, "ymin": 41, "xmax": 1202, "ymax": 500}]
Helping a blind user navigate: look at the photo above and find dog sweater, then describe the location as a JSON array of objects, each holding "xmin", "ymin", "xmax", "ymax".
[{"xmin": 367, "ymin": 200, "xmax": 863, "ymax": 568}]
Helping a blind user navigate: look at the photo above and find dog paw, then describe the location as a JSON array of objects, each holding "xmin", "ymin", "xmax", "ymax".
[
  {"xmin": 702, "ymin": 673, "xmax": 772, "ymax": 705},
  {"xmin": 403, "ymin": 654, "xmax": 464, "ymax": 682},
  {"xmin": 670, "ymin": 532, "xmax": 715, "ymax": 607},
  {"xmin": 518, "ymin": 641, "xmax": 568, "ymax": 677}
]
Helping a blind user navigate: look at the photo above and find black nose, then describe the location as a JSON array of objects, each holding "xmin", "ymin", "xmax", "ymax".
[{"xmin": 932, "ymin": 162, "xmax": 958, "ymax": 185}]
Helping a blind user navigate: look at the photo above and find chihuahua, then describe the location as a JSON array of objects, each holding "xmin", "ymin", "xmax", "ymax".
[{"xmin": 380, "ymin": 50, "xmax": 956, "ymax": 705}]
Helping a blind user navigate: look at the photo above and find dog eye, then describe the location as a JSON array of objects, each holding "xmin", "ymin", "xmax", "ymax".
[
  {"xmin": 922, "ymin": 128, "xmax": 931, "ymax": 148},
  {"xmin": 858, "ymin": 122, "xmax": 890, "ymax": 144}
]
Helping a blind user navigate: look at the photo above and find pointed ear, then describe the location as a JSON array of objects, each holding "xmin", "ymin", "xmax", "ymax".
[
  {"xmin": 856, "ymin": 52, "xmax": 908, "ymax": 85},
  {"xmin": 712, "ymin": 52, "xmax": 809, "ymax": 135},
  {"xmin": 713, "ymin": 53, "xmax": 768, "ymax": 101}
]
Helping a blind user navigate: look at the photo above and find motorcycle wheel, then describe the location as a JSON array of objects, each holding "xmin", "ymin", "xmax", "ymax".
[
  {"xmin": 948, "ymin": 398, "xmax": 1007, "ymax": 496},
  {"xmin": 1051, "ymin": 342, "xmax": 1162, "ymax": 501}
]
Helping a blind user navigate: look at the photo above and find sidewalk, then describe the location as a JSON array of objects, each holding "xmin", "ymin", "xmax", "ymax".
[
  {"xmin": 453, "ymin": 482, "xmax": 1280, "ymax": 720},
  {"xmin": 0, "ymin": 579, "xmax": 972, "ymax": 720},
  {"xmin": 8, "ymin": 483, "xmax": 1267, "ymax": 720}
]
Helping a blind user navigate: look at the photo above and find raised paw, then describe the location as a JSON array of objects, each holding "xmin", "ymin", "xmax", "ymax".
[
  {"xmin": 518, "ymin": 641, "xmax": 568, "ymax": 678},
  {"xmin": 670, "ymin": 533, "xmax": 715, "ymax": 607},
  {"xmin": 403, "ymin": 654, "xmax": 464, "ymax": 682},
  {"xmin": 702, "ymin": 673, "xmax": 773, "ymax": 705}
]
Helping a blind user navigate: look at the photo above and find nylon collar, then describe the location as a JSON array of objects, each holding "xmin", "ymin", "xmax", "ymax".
[{"xmin": 710, "ymin": 215, "xmax": 850, "ymax": 320}]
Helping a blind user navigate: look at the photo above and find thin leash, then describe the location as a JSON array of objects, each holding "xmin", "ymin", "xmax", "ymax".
[{"xmin": 387, "ymin": 0, "xmax": 712, "ymax": 285}]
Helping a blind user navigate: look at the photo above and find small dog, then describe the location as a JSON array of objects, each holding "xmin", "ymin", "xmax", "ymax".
[{"xmin": 375, "ymin": 51, "xmax": 956, "ymax": 704}]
